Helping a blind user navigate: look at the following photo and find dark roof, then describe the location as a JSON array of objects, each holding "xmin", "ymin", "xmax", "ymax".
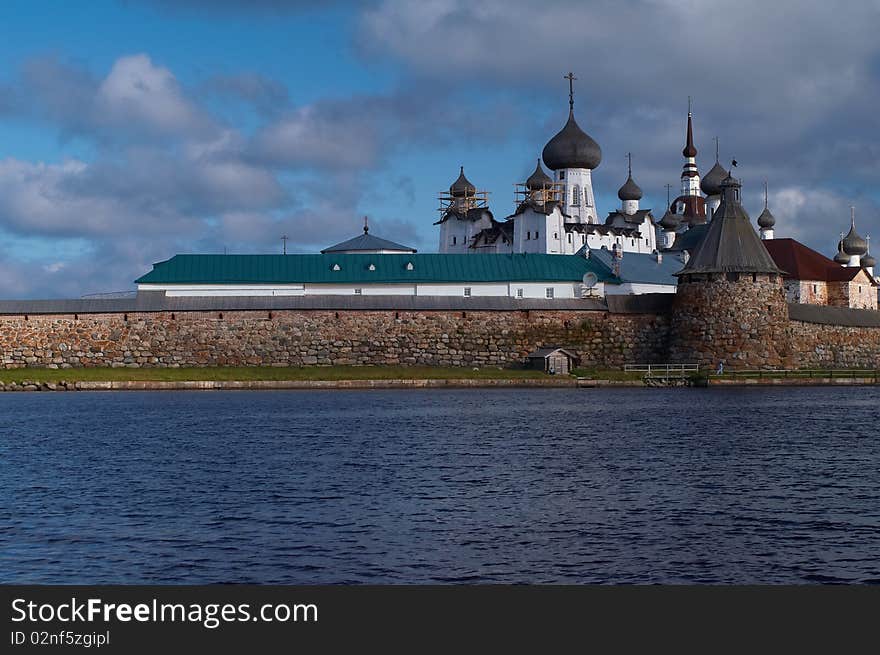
[
  {"xmin": 667, "ymin": 223, "xmax": 709, "ymax": 252},
  {"xmin": 788, "ymin": 303, "xmax": 880, "ymax": 327},
  {"xmin": 0, "ymin": 292, "xmax": 610, "ymax": 315},
  {"xmin": 676, "ymin": 175, "xmax": 783, "ymax": 276},
  {"xmin": 700, "ymin": 161, "xmax": 728, "ymax": 196},
  {"xmin": 435, "ymin": 206, "xmax": 493, "ymax": 225},
  {"xmin": 508, "ymin": 199, "xmax": 566, "ymax": 218},
  {"xmin": 526, "ymin": 159, "xmax": 553, "ymax": 190},
  {"xmin": 136, "ymin": 253, "xmax": 615, "ymax": 286},
  {"xmin": 682, "ymin": 112, "xmax": 697, "ymax": 158},
  {"xmin": 542, "ymin": 109, "xmax": 602, "ymax": 170},
  {"xmin": 842, "ymin": 218, "xmax": 867, "ymax": 256},
  {"xmin": 605, "ymin": 293, "xmax": 675, "ymax": 314},
  {"xmin": 617, "ymin": 174, "xmax": 642, "ymax": 201},
  {"xmin": 605, "ymin": 208, "xmax": 653, "ymax": 226},
  {"xmin": 449, "ymin": 166, "xmax": 476, "ymax": 197},
  {"xmin": 321, "ymin": 230, "xmax": 416, "ymax": 254},
  {"xmin": 471, "ymin": 220, "xmax": 514, "ymax": 247},
  {"xmin": 527, "ymin": 347, "xmax": 580, "ymax": 360},
  {"xmin": 659, "ymin": 210, "xmax": 680, "ymax": 230},
  {"xmin": 570, "ymin": 223, "xmax": 639, "ymax": 237}
]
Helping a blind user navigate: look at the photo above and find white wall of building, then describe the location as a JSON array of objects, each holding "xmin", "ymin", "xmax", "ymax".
[
  {"xmin": 139, "ymin": 281, "xmax": 586, "ymax": 299},
  {"xmin": 557, "ymin": 168, "xmax": 597, "ymax": 224}
]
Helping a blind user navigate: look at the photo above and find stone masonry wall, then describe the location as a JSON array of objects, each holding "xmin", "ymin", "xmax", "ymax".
[
  {"xmin": 790, "ymin": 320, "xmax": 880, "ymax": 368},
  {"xmin": 667, "ymin": 274, "xmax": 796, "ymax": 368},
  {"xmin": 0, "ymin": 309, "xmax": 670, "ymax": 369}
]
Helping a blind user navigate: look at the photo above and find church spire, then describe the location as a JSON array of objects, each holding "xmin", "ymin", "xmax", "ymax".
[
  {"xmin": 682, "ymin": 97, "xmax": 697, "ymax": 158},
  {"xmin": 679, "ymin": 97, "xmax": 702, "ymax": 200}
]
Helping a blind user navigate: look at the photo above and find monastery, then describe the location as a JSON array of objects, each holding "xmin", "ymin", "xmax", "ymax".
[{"xmin": 135, "ymin": 75, "xmax": 877, "ymax": 310}]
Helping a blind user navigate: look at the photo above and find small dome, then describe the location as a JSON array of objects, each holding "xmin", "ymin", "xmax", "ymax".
[
  {"xmin": 834, "ymin": 241, "xmax": 850, "ymax": 264},
  {"xmin": 842, "ymin": 220, "xmax": 867, "ymax": 256},
  {"xmin": 449, "ymin": 166, "xmax": 476, "ymax": 198},
  {"xmin": 659, "ymin": 209, "xmax": 680, "ymax": 230},
  {"xmin": 617, "ymin": 174, "xmax": 642, "ymax": 201},
  {"xmin": 542, "ymin": 110, "xmax": 602, "ymax": 171},
  {"xmin": 757, "ymin": 207, "xmax": 775, "ymax": 229},
  {"xmin": 526, "ymin": 159, "xmax": 553, "ymax": 190},
  {"xmin": 862, "ymin": 253, "xmax": 876, "ymax": 268},
  {"xmin": 700, "ymin": 161, "xmax": 728, "ymax": 196}
]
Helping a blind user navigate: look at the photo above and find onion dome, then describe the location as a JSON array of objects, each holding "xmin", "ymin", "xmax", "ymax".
[
  {"xmin": 542, "ymin": 109, "xmax": 602, "ymax": 171},
  {"xmin": 863, "ymin": 252, "xmax": 876, "ymax": 268},
  {"xmin": 756, "ymin": 209, "xmax": 775, "ymax": 229},
  {"xmin": 526, "ymin": 159, "xmax": 553, "ymax": 190},
  {"xmin": 617, "ymin": 174, "xmax": 642, "ymax": 201},
  {"xmin": 842, "ymin": 215, "xmax": 867, "ymax": 256},
  {"xmin": 834, "ymin": 241, "xmax": 849, "ymax": 264},
  {"xmin": 449, "ymin": 166, "xmax": 476, "ymax": 198},
  {"xmin": 700, "ymin": 161, "xmax": 727, "ymax": 196},
  {"xmin": 659, "ymin": 209, "xmax": 680, "ymax": 230}
]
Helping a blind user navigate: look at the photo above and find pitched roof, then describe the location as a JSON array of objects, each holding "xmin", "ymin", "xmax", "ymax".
[
  {"xmin": 136, "ymin": 253, "xmax": 615, "ymax": 286},
  {"xmin": 588, "ymin": 248, "xmax": 682, "ymax": 286},
  {"xmin": 667, "ymin": 223, "xmax": 708, "ymax": 252},
  {"xmin": 763, "ymin": 238, "xmax": 877, "ymax": 285},
  {"xmin": 321, "ymin": 231, "xmax": 416, "ymax": 254},
  {"xmin": 528, "ymin": 347, "xmax": 580, "ymax": 359},
  {"xmin": 677, "ymin": 176, "xmax": 782, "ymax": 276}
]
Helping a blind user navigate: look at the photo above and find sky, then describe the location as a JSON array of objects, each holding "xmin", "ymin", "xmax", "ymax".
[{"xmin": 0, "ymin": 0, "xmax": 878, "ymax": 298}]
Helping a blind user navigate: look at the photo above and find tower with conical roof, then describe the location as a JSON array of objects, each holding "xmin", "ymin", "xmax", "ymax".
[
  {"xmin": 668, "ymin": 172, "xmax": 793, "ymax": 369},
  {"xmin": 757, "ymin": 181, "xmax": 776, "ymax": 240},
  {"xmin": 541, "ymin": 72, "xmax": 602, "ymax": 225}
]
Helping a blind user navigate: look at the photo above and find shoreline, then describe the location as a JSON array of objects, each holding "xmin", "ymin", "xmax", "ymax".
[{"xmin": 0, "ymin": 376, "xmax": 877, "ymax": 391}]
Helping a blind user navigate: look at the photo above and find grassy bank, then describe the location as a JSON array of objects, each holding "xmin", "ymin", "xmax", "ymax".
[{"xmin": 0, "ymin": 365, "xmax": 550, "ymax": 384}]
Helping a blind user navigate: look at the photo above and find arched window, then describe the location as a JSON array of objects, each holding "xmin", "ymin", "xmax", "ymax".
[{"xmin": 571, "ymin": 185, "xmax": 581, "ymax": 205}]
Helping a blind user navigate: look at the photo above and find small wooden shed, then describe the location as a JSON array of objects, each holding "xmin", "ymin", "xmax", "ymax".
[{"xmin": 526, "ymin": 347, "xmax": 579, "ymax": 375}]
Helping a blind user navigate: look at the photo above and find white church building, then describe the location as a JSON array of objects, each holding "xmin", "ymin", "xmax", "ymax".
[{"xmin": 437, "ymin": 75, "xmax": 657, "ymax": 258}]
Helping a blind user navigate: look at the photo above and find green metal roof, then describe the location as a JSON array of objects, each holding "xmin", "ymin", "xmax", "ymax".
[{"xmin": 136, "ymin": 253, "xmax": 615, "ymax": 285}]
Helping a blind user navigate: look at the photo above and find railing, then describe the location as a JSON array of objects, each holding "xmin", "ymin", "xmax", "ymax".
[
  {"xmin": 624, "ymin": 363, "xmax": 700, "ymax": 376},
  {"xmin": 709, "ymin": 369, "xmax": 880, "ymax": 380}
]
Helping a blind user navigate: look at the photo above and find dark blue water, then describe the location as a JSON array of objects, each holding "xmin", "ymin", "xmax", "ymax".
[{"xmin": 1, "ymin": 388, "xmax": 878, "ymax": 584}]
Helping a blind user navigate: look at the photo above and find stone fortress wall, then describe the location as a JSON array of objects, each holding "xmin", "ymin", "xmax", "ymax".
[
  {"xmin": 0, "ymin": 309, "xmax": 670, "ymax": 370},
  {"xmin": 0, "ymin": 296, "xmax": 877, "ymax": 370}
]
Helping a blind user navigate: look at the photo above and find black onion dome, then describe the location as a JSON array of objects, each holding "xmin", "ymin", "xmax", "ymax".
[
  {"xmin": 617, "ymin": 174, "xmax": 642, "ymax": 201},
  {"xmin": 842, "ymin": 220, "xmax": 868, "ymax": 256},
  {"xmin": 834, "ymin": 241, "xmax": 850, "ymax": 264},
  {"xmin": 526, "ymin": 159, "xmax": 553, "ymax": 190},
  {"xmin": 757, "ymin": 207, "xmax": 775, "ymax": 229},
  {"xmin": 863, "ymin": 252, "xmax": 876, "ymax": 268},
  {"xmin": 542, "ymin": 110, "xmax": 602, "ymax": 170},
  {"xmin": 700, "ymin": 161, "xmax": 728, "ymax": 196},
  {"xmin": 449, "ymin": 166, "xmax": 476, "ymax": 198},
  {"xmin": 659, "ymin": 209, "xmax": 680, "ymax": 230}
]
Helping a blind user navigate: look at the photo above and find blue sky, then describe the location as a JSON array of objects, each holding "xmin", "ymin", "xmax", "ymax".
[{"xmin": 0, "ymin": 0, "xmax": 878, "ymax": 297}]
